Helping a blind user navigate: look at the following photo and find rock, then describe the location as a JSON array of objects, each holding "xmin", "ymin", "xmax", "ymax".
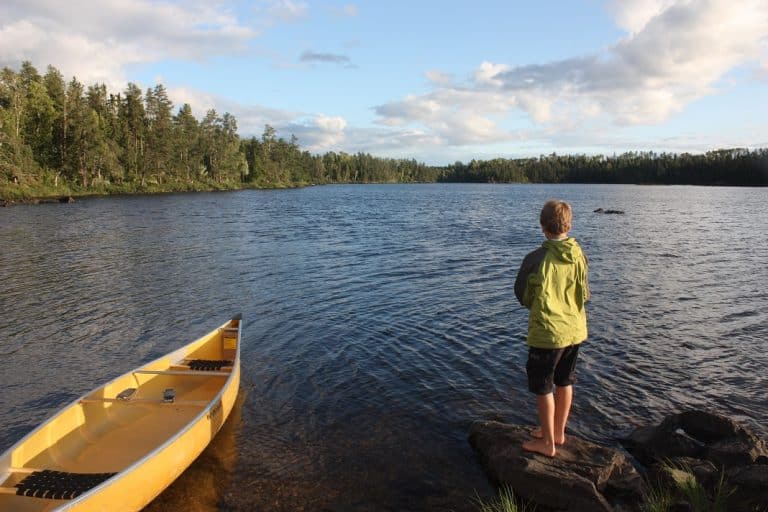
[
  {"xmin": 625, "ymin": 424, "xmax": 703, "ymax": 464},
  {"xmin": 726, "ymin": 465, "xmax": 768, "ymax": 512},
  {"xmin": 59, "ymin": 196, "xmax": 75, "ymax": 203},
  {"xmin": 707, "ymin": 437, "xmax": 766, "ymax": 468},
  {"xmin": 469, "ymin": 421, "xmax": 644, "ymax": 512},
  {"xmin": 624, "ymin": 410, "xmax": 767, "ymax": 468},
  {"xmin": 594, "ymin": 208, "xmax": 625, "ymax": 214},
  {"xmin": 669, "ymin": 502, "xmax": 695, "ymax": 512},
  {"xmin": 728, "ymin": 464, "xmax": 768, "ymax": 488}
]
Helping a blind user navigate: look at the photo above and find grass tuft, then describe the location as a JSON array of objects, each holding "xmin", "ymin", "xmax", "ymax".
[
  {"xmin": 642, "ymin": 485, "xmax": 674, "ymax": 512},
  {"xmin": 642, "ymin": 459, "xmax": 735, "ymax": 512},
  {"xmin": 474, "ymin": 486, "xmax": 535, "ymax": 512}
]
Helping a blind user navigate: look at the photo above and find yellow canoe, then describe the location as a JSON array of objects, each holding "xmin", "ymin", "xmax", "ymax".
[{"xmin": 0, "ymin": 315, "xmax": 242, "ymax": 512}]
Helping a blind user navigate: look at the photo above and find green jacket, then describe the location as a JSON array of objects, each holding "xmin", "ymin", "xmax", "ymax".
[{"xmin": 514, "ymin": 238, "xmax": 589, "ymax": 348}]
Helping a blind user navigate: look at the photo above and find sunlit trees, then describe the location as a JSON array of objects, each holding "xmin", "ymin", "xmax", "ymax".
[
  {"xmin": 1, "ymin": 60, "xmax": 766, "ymax": 200},
  {"xmin": 0, "ymin": 65, "xmax": 39, "ymax": 183},
  {"xmin": 144, "ymin": 85, "xmax": 173, "ymax": 184},
  {"xmin": 173, "ymin": 103, "xmax": 200, "ymax": 182},
  {"xmin": 118, "ymin": 83, "xmax": 146, "ymax": 185}
]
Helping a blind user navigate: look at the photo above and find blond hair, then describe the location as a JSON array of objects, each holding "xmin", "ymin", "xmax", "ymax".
[{"xmin": 540, "ymin": 199, "xmax": 572, "ymax": 235}]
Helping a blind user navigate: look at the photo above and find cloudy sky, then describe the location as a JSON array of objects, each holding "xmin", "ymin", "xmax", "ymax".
[{"xmin": 2, "ymin": 0, "xmax": 767, "ymax": 164}]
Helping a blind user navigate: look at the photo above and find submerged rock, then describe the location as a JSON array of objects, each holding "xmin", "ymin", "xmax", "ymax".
[{"xmin": 469, "ymin": 421, "xmax": 644, "ymax": 512}]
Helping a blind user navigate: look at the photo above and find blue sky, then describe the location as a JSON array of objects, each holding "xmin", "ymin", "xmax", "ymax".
[{"xmin": 2, "ymin": 0, "xmax": 767, "ymax": 164}]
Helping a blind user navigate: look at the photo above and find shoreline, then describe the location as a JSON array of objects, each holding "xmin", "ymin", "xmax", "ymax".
[
  {"xmin": 4, "ymin": 180, "xmax": 767, "ymax": 206},
  {"xmin": 0, "ymin": 181, "xmax": 309, "ymax": 207}
]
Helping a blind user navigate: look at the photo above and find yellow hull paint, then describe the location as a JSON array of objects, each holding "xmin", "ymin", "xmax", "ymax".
[{"xmin": 0, "ymin": 316, "xmax": 242, "ymax": 512}]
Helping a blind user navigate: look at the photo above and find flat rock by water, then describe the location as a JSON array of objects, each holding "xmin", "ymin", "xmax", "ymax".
[{"xmin": 469, "ymin": 421, "xmax": 644, "ymax": 512}]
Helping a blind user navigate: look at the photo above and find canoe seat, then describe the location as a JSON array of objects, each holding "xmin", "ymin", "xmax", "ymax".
[
  {"xmin": 187, "ymin": 359, "xmax": 233, "ymax": 371},
  {"xmin": 14, "ymin": 470, "xmax": 115, "ymax": 500}
]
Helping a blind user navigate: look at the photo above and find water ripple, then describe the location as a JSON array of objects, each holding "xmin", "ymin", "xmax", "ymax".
[{"xmin": 1, "ymin": 185, "xmax": 766, "ymax": 510}]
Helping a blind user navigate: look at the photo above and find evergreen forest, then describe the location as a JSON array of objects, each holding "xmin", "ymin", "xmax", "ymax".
[{"xmin": 1, "ymin": 61, "xmax": 766, "ymax": 201}]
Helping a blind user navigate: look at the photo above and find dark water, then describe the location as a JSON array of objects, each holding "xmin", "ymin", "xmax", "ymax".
[{"xmin": 1, "ymin": 184, "xmax": 767, "ymax": 511}]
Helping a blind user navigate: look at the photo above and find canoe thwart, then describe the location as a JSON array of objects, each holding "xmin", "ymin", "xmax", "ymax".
[
  {"xmin": 133, "ymin": 369, "xmax": 230, "ymax": 377},
  {"xmin": 13, "ymin": 469, "xmax": 116, "ymax": 500}
]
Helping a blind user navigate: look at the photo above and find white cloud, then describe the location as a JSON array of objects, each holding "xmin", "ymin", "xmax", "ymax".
[
  {"xmin": 426, "ymin": 70, "xmax": 453, "ymax": 87},
  {"xmin": 375, "ymin": 90, "xmax": 515, "ymax": 146},
  {"xmin": 330, "ymin": 4, "xmax": 359, "ymax": 17},
  {"xmin": 284, "ymin": 115, "xmax": 347, "ymax": 151},
  {"xmin": 315, "ymin": 114, "xmax": 347, "ymax": 133},
  {"xmin": 0, "ymin": 0, "xmax": 256, "ymax": 89},
  {"xmin": 473, "ymin": 61, "xmax": 510, "ymax": 86},
  {"xmin": 261, "ymin": 0, "xmax": 308, "ymax": 22},
  {"xmin": 607, "ymin": 0, "xmax": 678, "ymax": 33},
  {"xmin": 165, "ymin": 86, "xmax": 299, "ymax": 138},
  {"xmin": 520, "ymin": 0, "xmax": 768, "ymax": 125},
  {"xmin": 375, "ymin": 0, "xmax": 768, "ymax": 147},
  {"xmin": 166, "ymin": 86, "xmax": 353, "ymax": 154},
  {"xmin": 334, "ymin": 126, "xmax": 444, "ymax": 157},
  {"xmin": 0, "ymin": 20, "xmax": 139, "ymax": 91}
]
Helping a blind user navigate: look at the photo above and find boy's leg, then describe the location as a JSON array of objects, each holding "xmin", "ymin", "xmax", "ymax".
[
  {"xmin": 551, "ymin": 344, "xmax": 580, "ymax": 441},
  {"xmin": 522, "ymin": 392, "xmax": 557, "ymax": 456},
  {"xmin": 531, "ymin": 385, "xmax": 570, "ymax": 444},
  {"xmin": 553, "ymin": 384, "xmax": 573, "ymax": 443},
  {"xmin": 523, "ymin": 347, "xmax": 561, "ymax": 457},
  {"xmin": 531, "ymin": 344, "xmax": 579, "ymax": 444}
]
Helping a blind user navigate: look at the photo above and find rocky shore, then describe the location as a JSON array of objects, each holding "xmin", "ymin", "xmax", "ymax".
[
  {"xmin": 469, "ymin": 410, "xmax": 767, "ymax": 511},
  {"xmin": 1, "ymin": 196, "xmax": 75, "ymax": 207}
]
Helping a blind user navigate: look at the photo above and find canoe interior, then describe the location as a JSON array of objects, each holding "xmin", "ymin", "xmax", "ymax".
[{"xmin": 0, "ymin": 317, "xmax": 240, "ymax": 511}]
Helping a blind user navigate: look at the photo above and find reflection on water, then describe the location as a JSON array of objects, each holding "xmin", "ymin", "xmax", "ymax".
[{"xmin": 1, "ymin": 184, "xmax": 767, "ymax": 510}]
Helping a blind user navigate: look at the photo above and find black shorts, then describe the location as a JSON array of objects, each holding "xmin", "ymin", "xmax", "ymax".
[{"xmin": 526, "ymin": 344, "xmax": 581, "ymax": 395}]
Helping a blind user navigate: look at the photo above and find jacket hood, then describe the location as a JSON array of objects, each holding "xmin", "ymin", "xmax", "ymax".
[{"xmin": 542, "ymin": 237, "xmax": 583, "ymax": 263}]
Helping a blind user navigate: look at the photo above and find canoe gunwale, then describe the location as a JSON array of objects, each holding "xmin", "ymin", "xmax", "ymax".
[{"xmin": 0, "ymin": 315, "xmax": 242, "ymax": 511}]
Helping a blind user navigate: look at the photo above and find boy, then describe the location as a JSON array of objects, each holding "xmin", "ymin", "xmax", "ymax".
[{"xmin": 514, "ymin": 199, "xmax": 589, "ymax": 457}]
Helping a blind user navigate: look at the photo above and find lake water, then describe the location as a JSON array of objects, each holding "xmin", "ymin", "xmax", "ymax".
[{"xmin": 1, "ymin": 184, "xmax": 767, "ymax": 511}]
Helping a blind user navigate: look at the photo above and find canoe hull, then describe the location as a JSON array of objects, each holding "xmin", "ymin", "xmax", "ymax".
[
  {"xmin": 63, "ymin": 363, "xmax": 240, "ymax": 511},
  {"xmin": 0, "ymin": 316, "xmax": 242, "ymax": 512}
]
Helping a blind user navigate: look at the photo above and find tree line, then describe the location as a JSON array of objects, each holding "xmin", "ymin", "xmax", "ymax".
[
  {"xmin": 0, "ymin": 61, "xmax": 437, "ymax": 197},
  {"xmin": 1, "ymin": 61, "xmax": 765, "ymax": 200},
  {"xmin": 440, "ymin": 150, "xmax": 767, "ymax": 186}
]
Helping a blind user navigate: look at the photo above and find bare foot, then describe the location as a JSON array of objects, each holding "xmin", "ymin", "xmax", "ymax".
[
  {"xmin": 522, "ymin": 438, "xmax": 556, "ymax": 457},
  {"xmin": 530, "ymin": 428, "xmax": 566, "ymax": 445}
]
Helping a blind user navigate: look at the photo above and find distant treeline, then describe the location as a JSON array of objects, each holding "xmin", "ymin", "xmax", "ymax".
[
  {"xmin": 440, "ymin": 150, "xmax": 768, "ymax": 186},
  {"xmin": 1, "ymin": 61, "xmax": 765, "ymax": 200}
]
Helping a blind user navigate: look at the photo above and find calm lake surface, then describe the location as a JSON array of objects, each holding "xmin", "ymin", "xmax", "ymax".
[{"xmin": 1, "ymin": 184, "xmax": 767, "ymax": 511}]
